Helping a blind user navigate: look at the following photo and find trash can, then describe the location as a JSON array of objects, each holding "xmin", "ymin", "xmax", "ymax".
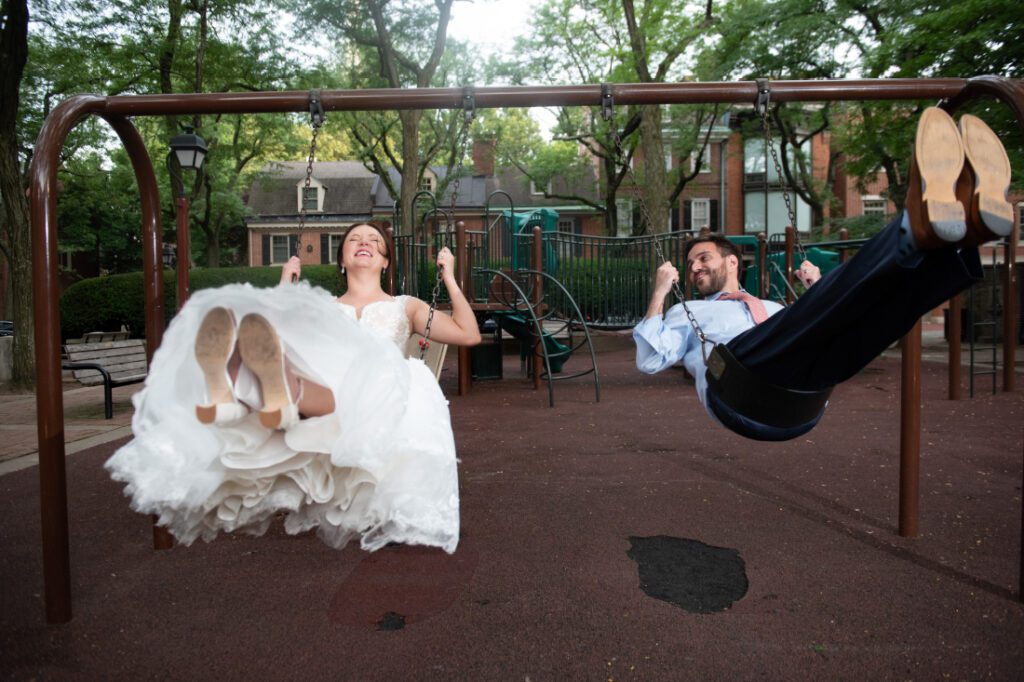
[{"xmin": 472, "ymin": 318, "xmax": 503, "ymax": 380}]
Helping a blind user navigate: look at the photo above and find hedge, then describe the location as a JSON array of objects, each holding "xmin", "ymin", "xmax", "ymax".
[{"xmin": 60, "ymin": 264, "xmax": 345, "ymax": 341}]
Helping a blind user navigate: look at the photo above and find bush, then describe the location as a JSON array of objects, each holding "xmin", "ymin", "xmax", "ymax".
[{"xmin": 59, "ymin": 265, "xmax": 345, "ymax": 341}]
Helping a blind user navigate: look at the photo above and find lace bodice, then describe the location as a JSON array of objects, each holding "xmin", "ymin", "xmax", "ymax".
[{"xmin": 337, "ymin": 296, "xmax": 411, "ymax": 349}]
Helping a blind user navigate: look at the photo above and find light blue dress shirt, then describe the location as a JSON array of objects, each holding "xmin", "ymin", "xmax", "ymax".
[{"xmin": 633, "ymin": 291, "xmax": 784, "ymax": 421}]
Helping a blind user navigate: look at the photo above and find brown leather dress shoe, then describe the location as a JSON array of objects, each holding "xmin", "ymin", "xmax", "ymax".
[
  {"xmin": 905, "ymin": 107, "xmax": 967, "ymax": 250},
  {"xmin": 956, "ymin": 113, "xmax": 1014, "ymax": 247}
]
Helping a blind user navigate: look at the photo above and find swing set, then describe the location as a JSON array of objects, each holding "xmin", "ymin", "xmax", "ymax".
[{"xmin": 28, "ymin": 76, "xmax": 1023, "ymax": 623}]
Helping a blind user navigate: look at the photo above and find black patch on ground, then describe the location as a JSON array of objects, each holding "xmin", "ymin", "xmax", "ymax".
[
  {"xmin": 627, "ymin": 535, "xmax": 749, "ymax": 614},
  {"xmin": 376, "ymin": 611, "xmax": 406, "ymax": 631}
]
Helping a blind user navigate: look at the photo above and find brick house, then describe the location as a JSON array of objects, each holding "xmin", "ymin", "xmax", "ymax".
[{"xmin": 243, "ymin": 143, "xmax": 604, "ymax": 268}]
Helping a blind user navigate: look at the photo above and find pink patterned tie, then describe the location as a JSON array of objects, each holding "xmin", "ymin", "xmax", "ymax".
[{"xmin": 719, "ymin": 291, "xmax": 769, "ymax": 325}]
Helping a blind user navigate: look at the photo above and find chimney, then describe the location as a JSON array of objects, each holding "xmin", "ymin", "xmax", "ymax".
[{"xmin": 472, "ymin": 137, "xmax": 496, "ymax": 176}]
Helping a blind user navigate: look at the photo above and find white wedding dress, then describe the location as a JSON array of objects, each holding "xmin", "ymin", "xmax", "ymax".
[{"xmin": 105, "ymin": 282, "xmax": 460, "ymax": 553}]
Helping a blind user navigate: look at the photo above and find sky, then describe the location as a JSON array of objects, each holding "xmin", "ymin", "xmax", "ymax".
[
  {"xmin": 446, "ymin": 0, "xmax": 544, "ymax": 59},
  {"xmin": 446, "ymin": 0, "xmax": 556, "ymax": 133}
]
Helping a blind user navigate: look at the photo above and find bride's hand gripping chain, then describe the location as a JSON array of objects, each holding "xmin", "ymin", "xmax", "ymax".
[{"xmin": 279, "ymin": 256, "xmax": 302, "ymax": 285}]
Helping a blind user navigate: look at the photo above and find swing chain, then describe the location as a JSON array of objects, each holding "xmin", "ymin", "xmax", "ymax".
[
  {"xmin": 295, "ymin": 90, "xmax": 326, "ymax": 261},
  {"xmin": 602, "ymin": 84, "xmax": 710, "ymax": 362},
  {"xmin": 754, "ymin": 78, "xmax": 806, "ymax": 261},
  {"xmin": 420, "ymin": 87, "xmax": 476, "ymax": 359}
]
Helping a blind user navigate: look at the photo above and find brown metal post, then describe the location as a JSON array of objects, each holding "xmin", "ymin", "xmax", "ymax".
[
  {"xmin": 784, "ymin": 226, "xmax": 795, "ymax": 304},
  {"xmin": 456, "ymin": 221, "xmax": 471, "ymax": 396},
  {"xmin": 1003, "ymin": 224, "xmax": 1018, "ymax": 392},
  {"xmin": 838, "ymin": 228, "xmax": 849, "ymax": 264},
  {"xmin": 757, "ymin": 233, "xmax": 767, "ymax": 298},
  {"xmin": 175, "ymin": 196, "xmax": 190, "ymax": 312},
  {"xmin": 385, "ymin": 227, "xmax": 396, "ymax": 295},
  {"xmin": 899, "ymin": 321, "xmax": 922, "ymax": 537},
  {"xmin": 1020, "ymin": 435, "xmax": 1023, "ymax": 602},
  {"xmin": 106, "ymin": 116, "xmax": 174, "ymax": 552},
  {"xmin": 948, "ymin": 295, "xmax": 962, "ymax": 400},
  {"xmin": 29, "ymin": 97, "xmax": 104, "ymax": 626},
  {"xmin": 532, "ymin": 226, "xmax": 544, "ymax": 390}
]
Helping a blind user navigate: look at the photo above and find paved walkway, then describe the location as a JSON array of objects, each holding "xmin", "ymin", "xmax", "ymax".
[{"xmin": 0, "ymin": 382, "xmax": 142, "ymax": 476}]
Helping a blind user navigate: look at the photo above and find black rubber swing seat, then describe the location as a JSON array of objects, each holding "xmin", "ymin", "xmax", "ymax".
[{"xmin": 705, "ymin": 344, "xmax": 832, "ymax": 430}]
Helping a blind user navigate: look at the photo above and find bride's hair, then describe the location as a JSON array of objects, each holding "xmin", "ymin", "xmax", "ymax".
[{"xmin": 337, "ymin": 222, "xmax": 393, "ymax": 281}]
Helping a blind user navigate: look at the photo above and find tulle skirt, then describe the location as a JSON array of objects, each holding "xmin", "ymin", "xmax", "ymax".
[{"xmin": 104, "ymin": 282, "xmax": 460, "ymax": 553}]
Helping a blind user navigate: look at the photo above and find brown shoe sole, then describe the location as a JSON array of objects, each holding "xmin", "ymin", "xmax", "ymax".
[
  {"xmin": 237, "ymin": 313, "xmax": 293, "ymax": 429},
  {"xmin": 959, "ymin": 114, "xmax": 1013, "ymax": 239},
  {"xmin": 194, "ymin": 307, "xmax": 236, "ymax": 424},
  {"xmin": 909, "ymin": 107, "xmax": 966, "ymax": 247}
]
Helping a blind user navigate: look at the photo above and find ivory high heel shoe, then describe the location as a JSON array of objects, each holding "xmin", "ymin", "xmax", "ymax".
[
  {"xmin": 194, "ymin": 307, "xmax": 249, "ymax": 425},
  {"xmin": 236, "ymin": 313, "xmax": 300, "ymax": 430}
]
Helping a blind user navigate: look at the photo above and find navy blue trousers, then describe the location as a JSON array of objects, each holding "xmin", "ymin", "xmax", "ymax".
[{"xmin": 727, "ymin": 215, "xmax": 983, "ymax": 392}]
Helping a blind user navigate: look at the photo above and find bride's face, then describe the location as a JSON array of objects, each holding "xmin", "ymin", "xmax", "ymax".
[{"xmin": 341, "ymin": 225, "xmax": 389, "ymax": 273}]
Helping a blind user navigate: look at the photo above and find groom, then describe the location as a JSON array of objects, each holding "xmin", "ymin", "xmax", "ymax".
[{"xmin": 634, "ymin": 107, "xmax": 1014, "ymax": 441}]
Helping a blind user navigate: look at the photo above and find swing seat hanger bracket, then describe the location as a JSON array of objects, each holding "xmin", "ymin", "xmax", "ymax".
[
  {"xmin": 755, "ymin": 78, "xmax": 771, "ymax": 116},
  {"xmin": 600, "ymin": 83, "xmax": 614, "ymax": 121},
  {"xmin": 308, "ymin": 89, "xmax": 326, "ymax": 129}
]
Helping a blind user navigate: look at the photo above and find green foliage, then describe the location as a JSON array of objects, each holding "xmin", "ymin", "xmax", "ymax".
[
  {"xmin": 551, "ymin": 258, "xmax": 652, "ymax": 323},
  {"xmin": 59, "ymin": 265, "xmax": 345, "ymax": 341}
]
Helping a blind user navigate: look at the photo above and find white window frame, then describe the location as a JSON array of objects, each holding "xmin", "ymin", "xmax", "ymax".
[
  {"xmin": 530, "ymin": 178, "xmax": 552, "ymax": 196},
  {"xmin": 616, "ymin": 198, "xmax": 633, "ymax": 233},
  {"xmin": 296, "ymin": 178, "xmax": 324, "ymax": 213},
  {"xmin": 328, "ymin": 233, "xmax": 344, "ymax": 264},
  {"xmin": 665, "ymin": 152, "xmax": 673, "ymax": 171},
  {"xmin": 861, "ymin": 195, "xmax": 887, "ymax": 217},
  {"xmin": 691, "ymin": 198, "xmax": 711, "ymax": 230},
  {"xmin": 557, "ymin": 218, "xmax": 575, "ymax": 234},
  {"xmin": 691, "ymin": 148, "xmax": 712, "ymax": 174},
  {"xmin": 420, "ymin": 170, "xmax": 436, "ymax": 193},
  {"xmin": 269, "ymin": 234, "xmax": 291, "ymax": 265}
]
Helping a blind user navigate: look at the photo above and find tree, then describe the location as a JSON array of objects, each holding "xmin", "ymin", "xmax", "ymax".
[
  {"xmin": 511, "ymin": 0, "xmax": 720, "ymax": 235},
  {"xmin": 0, "ymin": 0, "xmax": 32, "ymax": 387},
  {"xmin": 27, "ymin": 0, "xmax": 309, "ymax": 268},
  {"xmin": 701, "ymin": 0, "xmax": 1024, "ymax": 227},
  {"xmin": 299, "ymin": 0, "xmax": 462, "ymax": 235}
]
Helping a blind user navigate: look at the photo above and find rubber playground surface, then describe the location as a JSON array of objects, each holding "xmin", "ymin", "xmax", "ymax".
[{"xmin": 1, "ymin": 344, "xmax": 1022, "ymax": 680}]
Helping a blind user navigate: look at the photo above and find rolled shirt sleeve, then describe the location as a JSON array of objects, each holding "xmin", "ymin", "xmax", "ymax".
[{"xmin": 633, "ymin": 313, "xmax": 690, "ymax": 374}]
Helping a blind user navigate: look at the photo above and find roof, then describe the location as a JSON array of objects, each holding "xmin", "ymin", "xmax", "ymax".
[
  {"xmin": 246, "ymin": 161, "xmax": 376, "ymax": 217},
  {"xmin": 246, "ymin": 160, "xmax": 602, "ymax": 221}
]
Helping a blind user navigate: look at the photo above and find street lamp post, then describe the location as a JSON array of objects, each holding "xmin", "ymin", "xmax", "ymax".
[
  {"xmin": 155, "ymin": 127, "xmax": 207, "ymax": 552},
  {"xmin": 166, "ymin": 127, "xmax": 208, "ymax": 312}
]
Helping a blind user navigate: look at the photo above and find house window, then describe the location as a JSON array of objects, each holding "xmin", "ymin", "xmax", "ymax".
[
  {"xmin": 665, "ymin": 152, "xmax": 673, "ymax": 171},
  {"xmin": 328, "ymin": 233, "xmax": 344, "ymax": 263},
  {"xmin": 270, "ymin": 234, "xmax": 291, "ymax": 264},
  {"xmin": 557, "ymin": 218, "xmax": 575, "ymax": 234},
  {"xmin": 862, "ymin": 196, "xmax": 887, "ymax": 217},
  {"xmin": 691, "ymin": 148, "xmax": 711, "ymax": 174},
  {"xmin": 530, "ymin": 179, "xmax": 551, "ymax": 196},
  {"xmin": 691, "ymin": 198, "xmax": 711, "ymax": 229},
  {"xmin": 420, "ymin": 174, "xmax": 434, "ymax": 193},
  {"xmin": 616, "ymin": 199, "xmax": 633, "ymax": 233},
  {"xmin": 301, "ymin": 186, "xmax": 318, "ymax": 211}
]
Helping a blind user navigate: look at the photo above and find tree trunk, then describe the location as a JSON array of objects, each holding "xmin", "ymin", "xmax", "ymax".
[
  {"xmin": 1, "ymin": 0, "xmax": 33, "ymax": 387},
  {"xmin": 398, "ymin": 110, "xmax": 421, "ymax": 237},
  {"xmin": 638, "ymin": 105, "xmax": 669, "ymax": 234}
]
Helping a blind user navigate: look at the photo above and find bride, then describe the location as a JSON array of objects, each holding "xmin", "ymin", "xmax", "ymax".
[{"xmin": 105, "ymin": 223, "xmax": 481, "ymax": 553}]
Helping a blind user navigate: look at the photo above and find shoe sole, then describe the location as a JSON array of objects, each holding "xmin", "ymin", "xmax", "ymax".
[
  {"xmin": 915, "ymin": 107, "xmax": 966, "ymax": 243},
  {"xmin": 237, "ymin": 313, "xmax": 292, "ymax": 430},
  {"xmin": 195, "ymin": 307, "xmax": 236, "ymax": 424},
  {"xmin": 959, "ymin": 114, "xmax": 1014, "ymax": 238}
]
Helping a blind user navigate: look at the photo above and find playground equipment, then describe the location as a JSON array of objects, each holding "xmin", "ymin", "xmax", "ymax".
[{"xmin": 28, "ymin": 78, "xmax": 1023, "ymax": 623}]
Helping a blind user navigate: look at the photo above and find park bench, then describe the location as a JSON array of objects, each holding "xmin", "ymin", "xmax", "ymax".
[{"xmin": 62, "ymin": 336, "xmax": 148, "ymax": 419}]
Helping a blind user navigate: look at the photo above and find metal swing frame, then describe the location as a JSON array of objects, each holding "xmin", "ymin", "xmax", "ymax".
[{"xmin": 27, "ymin": 77, "xmax": 1023, "ymax": 623}]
